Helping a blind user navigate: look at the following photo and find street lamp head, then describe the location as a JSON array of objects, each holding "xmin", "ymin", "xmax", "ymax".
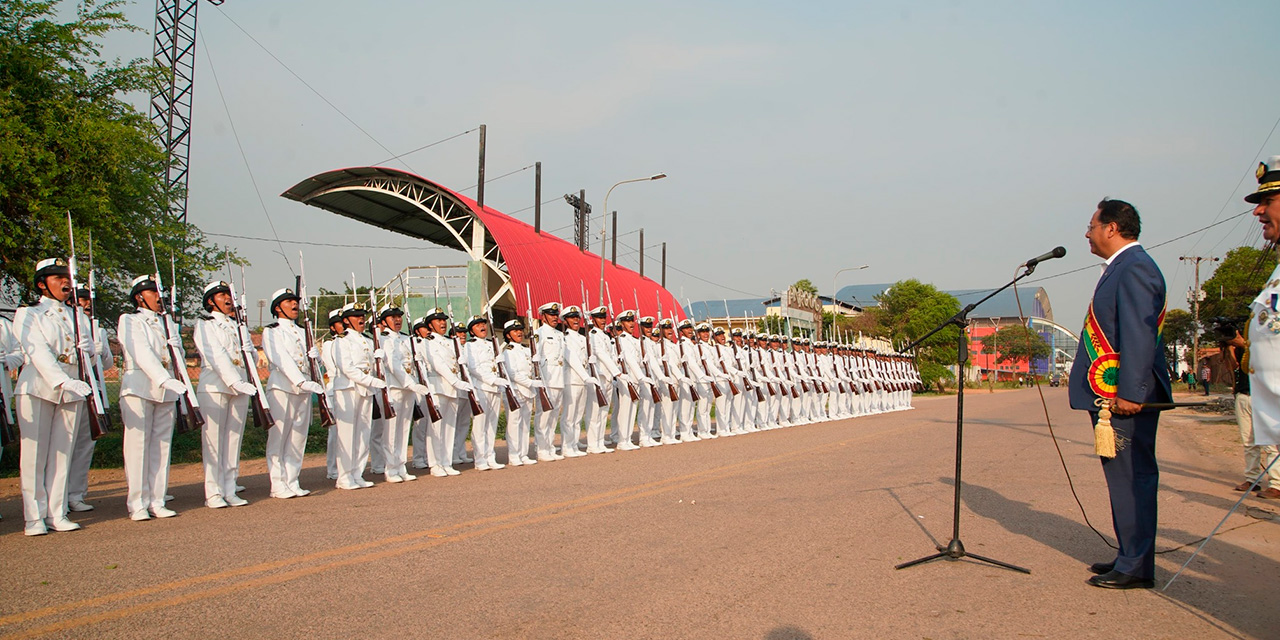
[{"xmin": 650, "ymin": 173, "xmax": 667, "ymax": 181}]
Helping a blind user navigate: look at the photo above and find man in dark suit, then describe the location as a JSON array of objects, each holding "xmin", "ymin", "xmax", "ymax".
[{"xmin": 1068, "ymin": 198, "xmax": 1172, "ymax": 589}]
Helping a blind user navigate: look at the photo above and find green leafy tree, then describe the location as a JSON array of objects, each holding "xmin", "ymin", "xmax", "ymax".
[
  {"xmin": 792, "ymin": 279, "xmax": 818, "ymax": 296},
  {"xmin": 1160, "ymin": 308, "xmax": 1195, "ymax": 373},
  {"xmin": 0, "ymin": 0, "xmax": 231, "ymax": 320},
  {"xmin": 1200, "ymin": 246, "xmax": 1277, "ymax": 322},
  {"xmin": 873, "ymin": 279, "xmax": 960, "ymax": 389},
  {"xmin": 979, "ymin": 324, "xmax": 1051, "ymax": 369}
]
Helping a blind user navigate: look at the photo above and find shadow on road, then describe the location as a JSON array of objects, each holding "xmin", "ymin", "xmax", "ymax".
[{"xmin": 765, "ymin": 625, "xmax": 814, "ymax": 640}]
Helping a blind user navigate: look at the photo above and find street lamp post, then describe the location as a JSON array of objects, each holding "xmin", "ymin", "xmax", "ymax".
[
  {"xmin": 599, "ymin": 173, "xmax": 666, "ymax": 306},
  {"xmin": 829, "ymin": 264, "xmax": 869, "ymax": 339}
]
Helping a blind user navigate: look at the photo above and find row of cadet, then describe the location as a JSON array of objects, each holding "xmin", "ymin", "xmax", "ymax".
[{"xmin": 0, "ymin": 259, "xmax": 917, "ymax": 536}]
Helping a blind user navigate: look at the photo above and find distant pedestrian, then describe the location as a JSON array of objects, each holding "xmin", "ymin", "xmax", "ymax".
[{"xmin": 1200, "ymin": 364, "xmax": 1212, "ymax": 395}]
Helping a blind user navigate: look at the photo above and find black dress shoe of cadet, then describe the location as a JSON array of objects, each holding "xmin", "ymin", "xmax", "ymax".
[
  {"xmin": 1087, "ymin": 570, "xmax": 1154, "ymax": 590},
  {"xmin": 1089, "ymin": 562, "xmax": 1114, "ymax": 575}
]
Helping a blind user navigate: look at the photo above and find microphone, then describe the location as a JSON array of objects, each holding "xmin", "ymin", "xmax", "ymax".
[{"xmin": 1023, "ymin": 246, "xmax": 1066, "ymax": 268}]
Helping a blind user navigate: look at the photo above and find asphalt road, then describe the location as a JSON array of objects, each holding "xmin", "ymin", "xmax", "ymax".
[{"xmin": 0, "ymin": 388, "xmax": 1277, "ymax": 639}]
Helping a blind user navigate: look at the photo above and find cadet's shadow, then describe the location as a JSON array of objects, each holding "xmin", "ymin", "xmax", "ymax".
[
  {"xmin": 765, "ymin": 626, "xmax": 814, "ymax": 640},
  {"xmin": 949, "ymin": 477, "xmax": 1280, "ymax": 639}
]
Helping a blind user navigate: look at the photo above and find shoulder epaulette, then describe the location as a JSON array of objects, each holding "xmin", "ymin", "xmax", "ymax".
[
  {"xmin": 503, "ymin": 343, "xmax": 514, "ymax": 351},
  {"xmin": 264, "ymin": 322, "xmax": 279, "ymax": 329}
]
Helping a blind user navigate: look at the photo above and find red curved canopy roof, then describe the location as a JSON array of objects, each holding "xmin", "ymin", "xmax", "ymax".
[{"xmin": 281, "ymin": 166, "xmax": 684, "ymax": 321}]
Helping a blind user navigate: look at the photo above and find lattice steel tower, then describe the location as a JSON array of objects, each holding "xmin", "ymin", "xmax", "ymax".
[{"xmin": 150, "ymin": 0, "xmax": 219, "ymax": 222}]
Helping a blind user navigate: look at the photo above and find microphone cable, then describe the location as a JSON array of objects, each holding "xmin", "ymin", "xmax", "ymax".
[{"xmin": 1010, "ymin": 271, "xmax": 1264, "ymax": 555}]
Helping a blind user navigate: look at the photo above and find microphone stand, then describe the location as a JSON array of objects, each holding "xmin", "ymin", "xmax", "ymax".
[{"xmin": 893, "ymin": 263, "xmax": 1036, "ymax": 575}]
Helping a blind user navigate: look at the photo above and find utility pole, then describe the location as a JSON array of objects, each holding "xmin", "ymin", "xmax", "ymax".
[
  {"xmin": 1180, "ymin": 255, "xmax": 1219, "ymax": 376},
  {"xmin": 564, "ymin": 190, "xmax": 591, "ymax": 251}
]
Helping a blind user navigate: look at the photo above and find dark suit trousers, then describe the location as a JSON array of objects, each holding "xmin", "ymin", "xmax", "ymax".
[{"xmin": 1091, "ymin": 410, "xmax": 1159, "ymax": 579}]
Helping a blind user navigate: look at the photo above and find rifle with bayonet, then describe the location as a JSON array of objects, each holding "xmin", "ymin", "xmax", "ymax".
[
  {"xmin": 441, "ymin": 272, "xmax": 482, "ymax": 417},
  {"xmin": 579, "ymin": 285, "xmax": 608, "ymax": 408},
  {"xmin": 297, "ymin": 256, "xmax": 335, "ymax": 427},
  {"xmin": 65, "ymin": 216, "xmax": 108, "ymax": 439},
  {"xmin": 224, "ymin": 261, "xmax": 274, "ymax": 430},
  {"xmin": 400, "ymin": 277, "xmax": 442, "ymax": 423},
  {"xmin": 148, "ymin": 235, "xmax": 203, "ymax": 433},
  {"xmin": 366, "ymin": 263, "xmax": 396, "ymax": 420},
  {"xmin": 525, "ymin": 283, "xmax": 555, "ymax": 412},
  {"xmin": 486, "ymin": 305, "xmax": 522, "ymax": 411},
  {"xmin": 630, "ymin": 290, "xmax": 662, "ymax": 404}
]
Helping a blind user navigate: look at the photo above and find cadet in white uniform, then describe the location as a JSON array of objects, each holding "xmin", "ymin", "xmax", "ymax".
[
  {"xmin": 703, "ymin": 325, "xmax": 735, "ymax": 436},
  {"xmin": 712, "ymin": 327, "xmax": 744, "ymax": 435},
  {"xmin": 679, "ymin": 320, "xmax": 713, "ymax": 440},
  {"xmin": 659, "ymin": 319, "xmax": 688, "ymax": 444},
  {"xmin": 381, "ymin": 306, "xmax": 426, "ymax": 482},
  {"xmin": 321, "ymin": 309, "xmax": 344, "ymax": 479},
  {"xmin": 585, "ymin": 307, "xmax": 620, "ymax": 453},
  {"xmin": 611, "ymin": 310, "xmax": 647, "ymax": 450},
  {"xmin": 419, "ymin": 308, "xmax": 470, "ymax": 476},
  {"xmin": 533, "ymin": 303, "xmax": 567, "ymax": 461},
  {"xmin": 450, "ymin": 322, "xmax": 476, "ymax": 466},
  {"xmin": 559, "ymin": 307, "xmax": 594, "ymax": 457},
  {"xmin": 262, "ymin": 288, "xmax": 327, "ymax": 497},
  {"xmin": 634, "ymin": 317, "xmax": 665, "ymax": 447},
  {"xmin": 66, "ymin": 287, "xmax": 111, "ymax": 514},
  {"xmin": 193, "ymin": 281, "xmax": 257, "ymax": 508},
  {"xmin": 500, "ymin": 319, "xmax": 539, "ymax": 465},
  {"xmin": 330, "ymin": 304, "xmax": 383, "ymax": 489},
  {"xmin": 14, "ymin": 259, "xmax": 93, "ymax": 535},
  {"xmin": 118, "ymin": 275, "xmax": 188, "ymax": 521},
  {"xmin": 463, "ymin": 316, "xmax": 511, "ymax": 470}
]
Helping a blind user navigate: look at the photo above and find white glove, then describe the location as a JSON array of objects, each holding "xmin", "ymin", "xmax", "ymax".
[
  {"xmin": 641, "ymin": 377, "xmax": 655, "ymax": 386},
  {"xmin": 454, "ymin": 380, "xmax": 473, "ymax": 393},
  {"xmin": 167, "ymin": 334, "xmax": 183, "ymax": 350},
  {"xmin": 77, "ymin": 334, "xmax": 95, "ymax": 356},
  {"xmin": 161, "ymin": 378, "xmax": 188, "ymax": 395},
  {"xmin": 699, "ymin": 376, "xmax": 714, "ymax": 385},
  {"xmin": 372, "ymin": 348, "xmax": 385, "ymax": 360},
  {"xmin": 61, "ymin": 379, "xmax": 92, "ymax": 398},
  {"xmin": 368, "ymin": 378, "xmax": 388, "ymax": 390},
  {"xmin": 530, "ymin": 379, "xmax": 546, "ymax": 388},
  {"xmin": 299, "ymin": 380, "xmax": 324, "ymax": 395},
  {"xmin": 586, "ymin": 378, "xmax": 601, "ymax": 388},
  {"xmin": 410, "ymin": 383, "xmax": 431, "ymax": 396},
  {"xmin": 587, "ymin": 355, "xmax": 597, "ymax": 365},
  {"xmin": 231, "ymin": 381, "xmax": 257, "ymax": 396},
  {"xmin": 307, "ymin": 347, "xmax": 320, "ymax": 360},
  {"xmin": 495, "ymin": 378, "xmax": 511, "ymax": 388},
  {"xmin": 456, "ymin": 355, "xmax": 467, "ymax": 367},
  {"xmin": 4, "ymin": 353, "xmax": 24, "ymax": 369}
]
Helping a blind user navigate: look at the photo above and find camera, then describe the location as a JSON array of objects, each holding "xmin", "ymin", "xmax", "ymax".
[{"xmin": 1210, "ymin": 316, "xmax": 1246, "ymax": 340}]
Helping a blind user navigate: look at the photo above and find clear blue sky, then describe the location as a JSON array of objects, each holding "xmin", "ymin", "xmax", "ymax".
[{"xmin": 99, "ymin": 0, "xmax": 1280, "ymax": 331}]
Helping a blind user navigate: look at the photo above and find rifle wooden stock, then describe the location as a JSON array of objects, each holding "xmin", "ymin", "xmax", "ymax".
[
  {"xmin": 452, "ymin": 335, "xmax": 484, "ymax": 416},
  {"xmin": 612, "ymin": 330, "xmax": 640, "ymax": 403},
  {"xmin": 636, "ymin": 333, "xmax": 661, "ymax": 403},
  {"xmin": 658, "ymin": 337, "xmax": 678, "ymax": 401},
  {"xmin": 407, "ymin": 335, "xmax": 442, "ymax": 423},
  {"xmin": 368, "ymin": 326, "xmax": 396, "ymax": 420},
  {"xmin": 492, "ymin": 336, "xmax": 522, "ymax": 411},
  {"xmin": 581, "ymin": 328, "xmax": 608, "ymax": 407},
  {"xmin": 296, "ymin": 275, "xmax": 335, "ymax": 427},
  {"xmin": 527, "ymin": 324, "xmax": 555, "ymax": 412}
]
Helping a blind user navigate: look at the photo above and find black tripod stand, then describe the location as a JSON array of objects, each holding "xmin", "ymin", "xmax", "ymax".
[{"xmin": 893, "ymin": 266, "xmax": 1035, "ymax": 574}]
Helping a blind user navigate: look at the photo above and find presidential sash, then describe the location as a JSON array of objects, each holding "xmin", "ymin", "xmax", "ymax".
[{"xmin": 1082, "ymin": 302, "xmax": 1166, "ymax": 399}]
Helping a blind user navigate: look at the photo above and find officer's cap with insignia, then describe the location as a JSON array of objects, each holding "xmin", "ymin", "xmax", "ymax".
[
  {"xmin": 423, "ymin": 307, "xmax": 448, "ymax": 322},
  {"xmin": 589, "ymin": 305, "xmax": 609, "ymax": 318},
  {"xmin": 202, "ymin": 280, "xmax": 232, "ymax": 311},
  {"xmin": 731, "ymin": 328, "xmax": 743, "ymax": 337},
  {"xmin": 34, "ymin": 258, "xmax": 71, "ymax": 281},
  {"xmin": 452, "ymin": 322, "xmax": 467, "ymax": 334},
  {"xmin": 377, "ymin": 304, "xmax": 404, "ymax": 322},
  {"xmin": 342, "ymin": 302, "xmax": 367, "ymax": 319},
  {"xmin": 538, "ymin": 301, "xmax": 560, "ymax": 316},
  {"xmin": 74, "ymin": 287, "xmax": 91, "ymax": 300},
  {"xmin": 269, "ymin": 288, "xmax": 300, "ymax": 316},
  {"xmin": 658, "ymin": 318, "xmax": 674, "ymax": 329},
  {"xmin": 129, "ymin": 274, "xmax": 158, "ymax": 301},
  {"xmin": 327, "ymin": 308, "xmax": 346, "ymax": 326},
  {"xmin": 411, "ymin": 316, "xmax": 429, "ymax": 331},
  {"xmin": 695, "ymin": 322, "xmax": 711, "ymax": 332},
  {"xmin": 502, "ymin": 318, "xmax": 524, "ymax": 336},
  {"xmin": 616, "ymin": 309, "xmax": 637, "ymax": 322},
  {"xmin": 677, "ymin": 318, "xmax": 694, "ymax": 330},
  {"xmin": 639, "ymin": 315, "xmax": 655, "ymax": 327},
  {"xmin": 467, "ymin": 314, "xmax": 488, "ymax": 331},
  {"xmin": 712, "ymin": 326, "xmax": 726, "ymax": 336},
  {"xmin": 562, "ymin": 305, "xmax": 582, "ymax": 319},
  {"xmin": 1246, "ymin": 155, "xmax": 1280, "ymax": 204}
]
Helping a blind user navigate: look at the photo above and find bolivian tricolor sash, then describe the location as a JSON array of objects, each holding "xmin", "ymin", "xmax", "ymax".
[
  {"xmin": 1082, "ymin": 303, "xmax": 1167, "ymax": 399},
  {"xmin": 1083, "ymin": 304, "xmax": 1120, "ymax": 399}
]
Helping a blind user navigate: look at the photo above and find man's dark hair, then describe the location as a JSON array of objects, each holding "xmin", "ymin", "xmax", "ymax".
[{"xmin": 1097, "ymin": 198, "xmax": 1141, "ymax": 240}]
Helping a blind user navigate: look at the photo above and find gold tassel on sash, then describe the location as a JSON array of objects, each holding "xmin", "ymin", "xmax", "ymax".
[{"xmin": 1093, "ymin": 397, "xmax": 1117, "ymax": 458}]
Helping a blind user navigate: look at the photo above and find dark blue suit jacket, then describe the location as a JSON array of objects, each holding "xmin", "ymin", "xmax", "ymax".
[{"xmin": 1068, "ymin": 245, "xmax": 1172, "ymax": 410}]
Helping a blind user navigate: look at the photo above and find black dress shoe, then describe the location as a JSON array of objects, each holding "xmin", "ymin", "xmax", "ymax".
[
  {"xmin": 1087, "ymin": 570, "xmax": 1154, "ymax": 590},
  {"xmin": 1089, "ymin": 562, "xmax": 1114, "ymax": 575}
]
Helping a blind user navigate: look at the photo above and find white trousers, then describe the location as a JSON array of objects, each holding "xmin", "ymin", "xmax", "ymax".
[
  {"xmin": 535, "ymin": 387, "xmax": 564, "ymax": 458},
  {"xmin": 635, "ymin": 387, "xmax": 657, "ymax": 444},
  {"xmin": 711, "ymin": 384, "xmax": 731, "ymax": 434},
  {"xmin": 1237, "ymin": 393, "xmax": 1280, "ymax": 487},
  {"xmin": 610, "ymin": 380, "xmax": 638, "ymax": 447},
  {"xmin": 561, "ymin": 383, "xmax": 587, "ymax": 452},
  {"xmin": 68, "ymin": 407, "xmax": 96, "ymax": 505},
  {"xmin": 471, "ymin": 388, "xmax": 501, "ymax": 467},
  {"xmin": 332, "ymin": 388, "xmax": 372, "ymax": 488},
  {"xmin": 325, "ymin": 392, "xmax": 338, "ymax": 478},
  {"xmin": 120, "ymin": 395, "xmax": 175, "ymax": 514},
  {"xmin": 18, "ymin": 395, "xmax": 82, "ymax": 522},
  {"xmin": 380, "ymin": 388, "xmax": 414, "ymax": 478},
  {"xmin": 428, "ymin": 394, "xmax": 459, "ymax": 470},
  {"xmin": 506, "ymin": 394, "xmax": 533, "ymax": 461},
  {"xmin": 411, "ymin": 407, "xmax": 430, "ymax": 468},
  {"xmin": 586, "ymin": 382, "xmax": 613, "ymax": 450},
  {"xmin": 266, "ymin": 388, "xmax": 311, "ymax": 493},
  {"xmin": 197, "ymin": 390, "xmax": 249, "ymax": 500},
  {"xmin": 453, "ymin": 398, "xmax": 473, "ymax": 463},
  {"xmin": 730, "ymin": 384, "xmax": 748, "ymax": 432},
  {"xmin": 658, "ymin": 394, "xmax": 677, "ymax": 441},
  {"xmin": 677, "ymin": 385, "xmax": 697, "ymax": 439}
]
